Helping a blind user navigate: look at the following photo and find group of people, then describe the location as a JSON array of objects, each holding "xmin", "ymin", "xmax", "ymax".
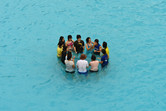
[{"xmin": 57, "ymin": 35, "xmax": 109, "ymax": 74}]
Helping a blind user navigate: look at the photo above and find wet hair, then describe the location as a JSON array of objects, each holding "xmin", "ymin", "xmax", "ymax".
[
  {"xmin": 63, "ymin": 46, "xmax": 67, "ymax": 51},
  {"xmin": 59, "ymin": 36, "xmax": 64, "ymax": 42},
  {"xmin": 80, "ymin": 54, "xmax": 87, "ymax": 60},
  {"xmin": 58, "ymin": 41, "xmax": 63, "ymax": 48},
  {"xmin": 102, "ymin": 49, "xmax": 106, "ymax": 55},
  {"xmin": 67, "ymin": 51, "xmax": 72, "ymax": 60},
  {"xmin": 77, "ymin": 35, "xmax": 81, "ymax": 39},
  {"xmin": 91, "ymin": 55, "xmax": 96, "ymax": 61},
  {"xmin": 95, "ymin": 39, "xmax": 99, "ymax": 44},
  {"xmin": 86, "ymin": 37, "xmax": 90, "ymax": 43},
  {"xmin": 68, "ymin": 35, "xmax": 72, "ymax": 41},
  {"xmin": 103, "ymin": 42, "xmax": 107, "ymax": 49}
]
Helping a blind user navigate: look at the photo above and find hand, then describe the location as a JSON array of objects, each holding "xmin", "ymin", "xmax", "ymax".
[
  {"xmin": 73, "ymin": 56, "xmax": 75, "ymax": 59},
  {"xmin": 75, "ymin": 51, "xmax": 77, "ymax": 54},
  {"xmin": 94, "ymin": 50, "xmax": 97, "ymax": 52}
]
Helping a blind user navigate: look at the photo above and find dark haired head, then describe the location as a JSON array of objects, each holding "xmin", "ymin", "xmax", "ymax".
[
  {"xmin": 59, "ymin": 36, "xmax": 64, "ymax": 42},
  {"xmin": 77, "ymin": 35, "xmax": 81, "ymax": 40},
  {"xmin": 86, "ymin": 37, "xmax": 90, "ymax": 43},
  {"xmin": 68, "ymin": 35, "xmax": 72, "ymax": 41},
  {"xmin": 95, "ymin": 39, "xmax": 99, "ymax": 44},
  {"xmin": 63, "ymin": 46, "xmax": 67, "ymax": 51},
  {"xmin": 102, "ymin": 49, "xmax": 106, "ymax": 55},
  {"xmin": 103, "ymin": 42, "xmax": 107, "ymax": 49},
  {"xmin": 80, "ymin": 54, "xmax": 87, "ymax": 60},
  {"xmin": 67, "ymin": 51, "xmax": 72, "ymax": 60},
  {"xmin": 58, "ymin": 41, "xmax": 63, "ymax": 48},
  {"xmin": 91, "ymin": 55, "xmax": 96, "ymax": 61}
]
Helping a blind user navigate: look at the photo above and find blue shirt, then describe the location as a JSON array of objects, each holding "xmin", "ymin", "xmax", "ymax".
[
  {"xmin": 101, "ymin": 54, "xmax": 108, "ymax": 67},
  {"xmin": 94, "ymin": 44, "xmax": 101, "ymax": 51}
]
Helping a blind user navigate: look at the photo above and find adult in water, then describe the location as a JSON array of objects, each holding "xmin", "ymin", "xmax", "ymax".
[
  {"xmin": 102, "ymin": 41, "xmax": 109, "ymax": 59},
  {"xmin": 100, "ymin": 49, "xmax": 108, "ymax": 67},
  {"xmin": 74, "ymin": 35, "xmax": 85, "ymax": 54},
  {"xmin": 93, "ymin": 39, "xmax": 102, "ymax": 55},
  {"xmin": 86, "ymin": 37, "xmax": 93, "ymax": 51},
  {"xmin": 65, "ymin": 52, "xmax": 75, "ymax": 73},
  {"xmin": 57, "ymin": 42, "xmax": 64, "ymax": 57},
  {"xmin": 76, "ymin": 54, "xmax": 89, "ymax": 74},
  {"xmin": 66, "ymin": 35, "xmax": 74, "ymax": 51}
]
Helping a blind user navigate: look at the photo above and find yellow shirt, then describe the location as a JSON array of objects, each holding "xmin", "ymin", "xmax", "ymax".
[
  {"xmin": 106, "ymin": 47, "xmax": 109, "ymax": 57},
  {"xmin": 57, "ymin": 47, "xmax": 63, "ymax": 57}
]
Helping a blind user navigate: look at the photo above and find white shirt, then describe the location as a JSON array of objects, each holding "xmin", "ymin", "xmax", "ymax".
[
  {"xmin": 65, "ymin": 60, "xmax": 75, "ymax": 72},
  {"xmin": 76, "ymin": 60, "xmax": 89, "ymax": 72}
]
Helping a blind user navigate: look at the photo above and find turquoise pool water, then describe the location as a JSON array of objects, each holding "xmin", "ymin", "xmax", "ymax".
[{"xmin": 0, "ymin": 0, "xmax": 166, "ymax": 111}]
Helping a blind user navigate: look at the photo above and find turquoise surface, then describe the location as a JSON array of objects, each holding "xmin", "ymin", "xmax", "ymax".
[{"xmin": 0, "ymin": 0, "xmax": 166, "ymax": 111}]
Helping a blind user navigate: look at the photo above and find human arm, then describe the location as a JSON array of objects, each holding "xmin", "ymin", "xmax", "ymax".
[
  {"xmin": 86, "ymin": 44, "xmax": 91, "ymax": 51},
  {"xmin": 72, "ymin": 58, "xmax": 75, "ymax": 68}
]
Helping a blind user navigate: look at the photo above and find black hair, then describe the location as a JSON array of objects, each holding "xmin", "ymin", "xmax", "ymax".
[
  {"xmin": 103, "ymin": 42, "xmax": 107, "ymax": 49},
  {"xmin": 102, "ymin": 49, "xmax": 106, "ymax": 55},
  {"xmin": 59, "ymin": 36, "xmax": 64, "ymax": 42},
  {"xmin": 68, "ymin": 35, "xmax": 72, "ymax": 41},
  {"xmin": 63, "ymin": 46, "xmax": 67, "ymax": 51},
  {"xmin": 67, "ymin": 51, "xmax": 72, "ymax": 60},
  {"xmin": 91, "ymin": 55, "xmax": 96, "ymax": 61},
  {"xmin": 95, "ymin": 39, "xmax": 99, "ymax": 44},
  {"xmin": 86, "ymin": 37, "xmax": 90, "ymax": 43},
  {"xmin": 58, "ymin": 41, "xmax": 63, "ymax": 48},
  {"xmin": 77, "ymin": 35, "xmax": 81, "ymax": 40}
]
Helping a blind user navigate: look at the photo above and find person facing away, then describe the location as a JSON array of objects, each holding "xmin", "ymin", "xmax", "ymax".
[
  {"xmin": 93, "ymin": 39, "xmax": 102, "ymax": 55},
  {"xmin": 65, "ymin": 51, "xmax": 75, "ymax": 73},
  {"xmin": 74, "ymin": 35, "xmax": 85, "ymax": 54},
  {"xmin": 57, "ymin": 42, "xmax": 64, "ymax": 57},
  {"xmin": 102, "ymin": 41, "xmax": 109, "ymax": 59},
  {"xmin": 86, "ymin": 37, "xmax": 93, "ymax": 51},
  {"xmin": 89, "ymin": 55, "xmax": 99, "ymax": 72},
  {"xmin": 61, "ymin": 46, "xmax": 67, "ymax": 64},
  {"xmin": 76, "ymin": 54, "xmax": 89, "ymax": 74},
  {"xmin": 65, "ymin": 35, "xmax": 74, "ymax": 51},
  {"xmin": 100, "ymin": 49, "xmax": 108, "ymax": 67},
  {"xmin": 59, "ymin": 36, "xmax": 65, "ymax": 46}
]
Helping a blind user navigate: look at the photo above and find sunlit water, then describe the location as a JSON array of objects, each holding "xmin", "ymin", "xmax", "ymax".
[{"xmin": 0, "ymin": 0, "xmax": 166, "ymax": 111}]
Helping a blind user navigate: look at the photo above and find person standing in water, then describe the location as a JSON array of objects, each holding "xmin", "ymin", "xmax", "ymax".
[
  {"xmin": 102, "ymin": 41, "xmax": 109, "ymax": 59},
  {"xmin": 89, "ymin": 55, "xmax": 99, "ymax": 72},
  {"xmin": 57, "ymin": 42, "xmax": 64, "ymax": 57},
  {"xmin": 85, "ymin": 37, "xmax": 93, "ymax": 51},
  {"xmin": 74, "ymin": 35, "xmax": 85, "ymax": 54},
  {"xmin": 66, "ymin": 35, "xmax": 74, "ymax": 51},
  {"xmin": 76, "ymin": 54, "xmax": 89, "ymax": 74},
  {"xmin": 93, "ymin": 39, "xmax": 102, "ymax": 55},
  {"xmin": 100, "ymin": 49, "xmax": 108, "ymax": 67},
  {"xmin": 65, "ymin": 52, "xmax": 75, "ymax": 73}
]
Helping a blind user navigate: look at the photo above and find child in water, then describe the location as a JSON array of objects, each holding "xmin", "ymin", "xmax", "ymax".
[{"xmin": 66, "ymin": 35, "xmax": 74, "ymax": 51}]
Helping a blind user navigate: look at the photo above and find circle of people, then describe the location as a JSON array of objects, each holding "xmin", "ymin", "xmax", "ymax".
[{"xmin": 57, "ymin": 35, "xmax": 109, "ymax": 74}]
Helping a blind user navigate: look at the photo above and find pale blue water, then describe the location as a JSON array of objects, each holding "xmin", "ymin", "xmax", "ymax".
[{"xmin": 0, "ymin": 0, "xmax": 166, "ymax": 111}]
